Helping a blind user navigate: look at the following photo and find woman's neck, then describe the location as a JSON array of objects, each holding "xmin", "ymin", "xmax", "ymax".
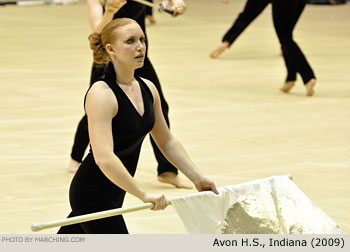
[{"xmin": 113, "ymin": 63, "xmax": 135, "ymax": 85}]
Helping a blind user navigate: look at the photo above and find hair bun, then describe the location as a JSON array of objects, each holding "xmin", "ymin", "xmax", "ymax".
[{"xmin": 89, "ymin": 32, "xmax": 109, "ymax": 65}]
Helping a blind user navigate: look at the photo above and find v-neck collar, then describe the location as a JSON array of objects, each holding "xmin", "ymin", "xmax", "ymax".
[
  {"xmin": 116, "ymin": 77, "xmax": 146, "ymax": 118},
  {"xmin": 104, "ymin": 63, "xmax": 147, "ymax": 118}
]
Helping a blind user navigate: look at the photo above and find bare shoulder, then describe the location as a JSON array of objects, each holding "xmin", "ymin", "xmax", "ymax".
[
  {"xmin": 87, "ymin": 81, "xmax": 113, "ymax": 97},
  {"xmin": 86, "ymin": 81, "xmax": 118, "ymax": 115},
  {"xmin": 139, "ymin": 77, "xmax": 159, "ymax": 100},
  {"xmin": 87, "ymin": 0, "xmax": 103, "ymax": 5}
]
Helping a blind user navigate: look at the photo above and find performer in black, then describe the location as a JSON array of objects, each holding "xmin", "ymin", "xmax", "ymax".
[
  {"xmin": 145, "ymin": 0, "xmax": 157, "ymax": 24},
  {"xmin": 210, "ymin": 0, "xmax": 270, "ymax": 59},
  {"xmin": 272, "ymin": 0, "xmax": 316, "ymax": 95},
  {"xmin": 211, "ymin": 0, "xmax": 316, "ymax": 95},
  {"xmin": 68, "ymin": 0, "xmax": 192, "ymax": 186},
  {"xmin": 59, "ymin": 18, "xmax": 218, "ymax": 234}
]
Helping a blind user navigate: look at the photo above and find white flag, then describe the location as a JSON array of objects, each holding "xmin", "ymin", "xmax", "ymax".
[{"xmin": 171, "ymin": 175, "xmax": 342, "ymax": 234}]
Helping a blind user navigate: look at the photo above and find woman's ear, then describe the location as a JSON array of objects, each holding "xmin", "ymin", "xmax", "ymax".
[{"xmin": 106, "ymin": 43, "xmax": 116, "ymax": 56}]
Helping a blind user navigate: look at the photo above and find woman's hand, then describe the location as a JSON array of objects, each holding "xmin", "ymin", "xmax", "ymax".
[
  {"xmin": 141, "ymin": 193, "xmax": 169, "ymax": 210},
  {"xmin": 169, "ymin": 0, "xmax": 186, "ymax": 16},
  {"xmin": 105, "ymin": 0, "xmax": 127, "ymax": 14},
  {"xmin": 194, "ymin": 176, "xmax": 219, "ymax": 194}
]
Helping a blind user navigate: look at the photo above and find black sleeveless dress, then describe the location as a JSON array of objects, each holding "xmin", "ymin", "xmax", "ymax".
[
  {"xmin": 71, "ymin": 1, "xmax": 177, "ymax": 176},
  {"xmin": 58, "ymin": 63, "xmax": 155, "ymax": 234}
]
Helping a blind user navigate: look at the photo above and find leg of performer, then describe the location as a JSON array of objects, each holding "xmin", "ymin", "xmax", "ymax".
[
  {"xmin": 58, "ymin": 198, "xmax": 129, "ymax": 234},
  {"xmin": 280, "ymin": 1, "xmax": 305, "ymax": 93},
  {"xmin": 57, "ymin": 212, "xmax": 86, "ymax": 234},
  {"xmin": 60, "ymin": 168, "xmax": 130, "ymax": 234},
  {"xmin": 57, "ymin": 213, "xmax": 128, "ymax": 234},
  {"xmin": 272, "ymin": 0, "xmax": 316, "ymax": 95},
  {"xmin": 79, "ymin": 215, "xmax": 128, "ymax": 234},
  {"xmin": 210, "ymin": 0, "xmax": 270, "ymax": 58},
  {"xmin": 145, "ymin": 0, "xmax": 156, "ymax": 24},
  {"xmin": 68, "ymin": 115, "xmax": 89, "ymax": 173},
  {"xmin": 223, "ymin": 0, "xmax": 271, "ymax": 47},
  {"xmin": 131, "ymin": 15, "xmax": 191, "ymax": 188},
  {"xmin": 135, "ymin": 57, "xmax": 192, "ymax": 189},
  {"xmin": 68, "ymin": 64, "xmax": 106, "ymax": 173},
  {"xmin": 280, "ymin": 49, "xmax": 297, "ymax": 93}
]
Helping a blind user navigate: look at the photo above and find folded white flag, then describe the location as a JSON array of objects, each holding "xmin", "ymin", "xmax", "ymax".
[{"xmin": 171, "ymin": 175, "xmax": 342, "ymax": 234}]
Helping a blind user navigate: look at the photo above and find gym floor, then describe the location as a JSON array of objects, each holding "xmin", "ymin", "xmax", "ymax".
[{"xmin": 0, "ymin": 0, "xmax": 349, "ymax": 233}]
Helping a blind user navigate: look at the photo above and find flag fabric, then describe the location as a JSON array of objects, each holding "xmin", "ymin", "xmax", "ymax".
[{"xmin": 171, "ymin": 175, "xmax": 342, "ymax": 234}]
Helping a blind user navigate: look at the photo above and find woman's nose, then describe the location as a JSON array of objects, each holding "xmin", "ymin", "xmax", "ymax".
[{"xmin": 137, "ymin": 41, "xmax": 145, "ymax": 50}]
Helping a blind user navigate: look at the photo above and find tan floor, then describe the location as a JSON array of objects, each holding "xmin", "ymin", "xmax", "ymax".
[{"xmin": 0, "ymin": 0, "xmax": 349, "ymax": 234}]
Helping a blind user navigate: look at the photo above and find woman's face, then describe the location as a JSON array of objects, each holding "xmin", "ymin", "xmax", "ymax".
[{"xmin": 109, "ymin": 23, "xmax": 146, "ymax": 69}]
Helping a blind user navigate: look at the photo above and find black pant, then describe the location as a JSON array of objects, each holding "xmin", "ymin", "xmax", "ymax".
[
  {"xmin": 145, "ymin": 0, "xmax": 153, "ymax": 16},
  {"xmin": 58, "ymin": 173, "xmax": 129, "ymax": 234},
  {"xmin": 223, "ymin": 0, "xmax": 270, "ymax": 46},
  {"xmin": 271, "ymin": 0, "xmax": 315, "ymax": 84},
  {"xmin": 71, "ymin": 57, "xmax": 178, "ymax": 175}
]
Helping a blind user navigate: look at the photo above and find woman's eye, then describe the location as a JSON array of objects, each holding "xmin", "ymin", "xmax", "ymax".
[
  {"xmin": 127, "ymin": 38, "xmax": 135, "ymax": 44},
  {"xmin": 140, "ymin": 37, "xmax": 146, "ymax": 43}
]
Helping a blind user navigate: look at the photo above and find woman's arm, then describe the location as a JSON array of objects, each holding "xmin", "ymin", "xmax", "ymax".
[
  {"xmin": 143, "ymin": 79, "xmax": 219, "ymax": 194},
  {"xmin": 85, "ymin": 82, "xmax": 168, "ymax": 210},
  {"xmin": 87, "ymin": 0, "xmax": 127, "ymax": 32}
]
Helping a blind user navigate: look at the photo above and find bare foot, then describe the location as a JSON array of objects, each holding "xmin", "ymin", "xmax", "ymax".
[
  {"xmin": 67, "ymin": 158, "xmax": 80, "ymax": 174},
  {"xmin": 305, "ymin": 78, "xmax": 316, "ymax": 96},
  {"xmin": 158, "ymin": 172, "xmax": 193, "ymax": 189},
  {"xmin": 280, "ymin": 81, "xmax": 295, "ymax": 93},
  {"xmin": 210, "ymin": 41, "xmax": 229, "ymax": 59},
  {"xmin": 146, "ymin": 15, "xmax": 156, "ymax": 24}
]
